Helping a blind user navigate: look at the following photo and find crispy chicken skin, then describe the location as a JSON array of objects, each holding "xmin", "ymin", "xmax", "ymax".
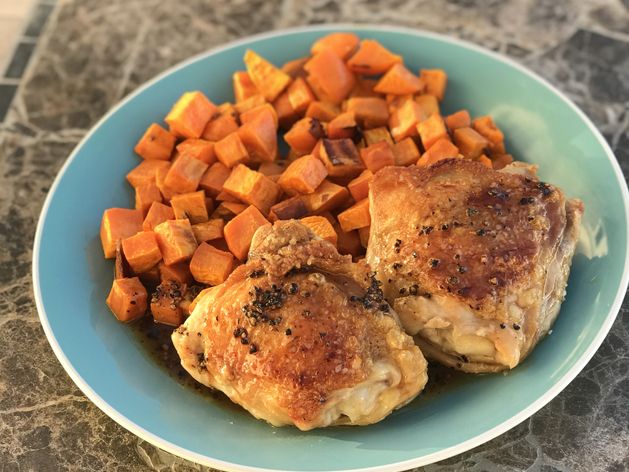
[
  {"xmin": 172, "ymin": 221, "xmax": 427, "ymax": 430},
  {"xmin": 366, "ymin": 159, "xmax": 583, "ymax": 373}
]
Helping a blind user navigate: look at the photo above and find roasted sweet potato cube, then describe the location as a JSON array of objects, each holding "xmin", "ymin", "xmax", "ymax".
[
  {"xmin": 389, "ymin": 99, "xmax": 426, "ymax": 142},
  {"xmin": 223, "ymin": 205, "xmax": 270, "ymax": 260},
  {"xmin": 311, "ymin": 32, "xmax": 359, "ymax": 59},
  {"xmin": 244, "ymin": 49, "xmax": 291, "ymax": 102},
  {"xmin": 170, "ymin": 191, "xmax": 208, "ymax": 224},
  {"xmin": 134, "ymin": 123, "xmax": 176, "ymax": 160},
  {"xmin": 415, "ymin": 94, "xmax": 440, "ymax": 117},
  {"xmin": 258, "ymin": 161, "xmax": 287, "ymax": 176},
  {"xmin": 284, "ymin": 117, "xmax": 325, "ymax": 156},
  {"xmin": 176, "ymin": 139, "xmax": 216, "ymax": 165},
  {"xmin": 305, "ymin": 49, "xmax": 356, "ymax": 105},
  {"xmin": 199, "ymin": 162, "xmax": 231, "ymax": 197},
  {"xmin": 238, "ymin": 107, "xmax": 278, "ymax": 162},
  {"xmin": 374, "ymin": 63, "xmax": 423, "ymax": 95},
  {"xmin": 478, "ymin": 154, "xmax": 493, "ymax": 169},
  {"xmin": 126, "ymin": 160, "xmax": 170, "ymax": 188},
  {"xmin": 281, "ymin": 56, "xmax": 309, "ymax": 78},
  {"xmin": 287, "ymin": 77, "xmax": 316, "ymax": 114},
  {"xmin": 338, "ymin": 198, "xmax": 370, "ymax": 232},
  {"xmin": 358, "ymin": 226, "xmax": 370, "ymax": 248},
  {"xmin": 215, "ymin": 132, "xmax": 249, "ymax": 168},
  {"xmin": 190, "ymin": 242, "xmax": 235, "ymax": 285},
  {"xmin": 233, "ymin": 71, "xmax": 259, "ymax": 102},
  {"xmin": 305, "ymin": 101, "xmax": 340, "ymax": 122},
  {"xmin": 347, "ymin": 39, "xmax": 402, "ymax": 75},
  {"xmin": 212, "ymin": 201, "xmax": 248, "ymax": 221},
  {"xmin": 350, "ymin": 77, "xmax": 379, "ymax": 98},
  {"xmin": 154, "ymin": 219, "xmax": 198, "ymax": 265},
  {"xmin": 138, "ymin": 264, "xmax": 160, "ymax": 290},
  {"xmin": 155, "ymin": 164, "xmax": 175, "ymax": 200},
  {"xmin": 100, "ymin": 208, "xmax": 143, "ymax": 259},
  {"xmin": 300, "ymin": 216, "xmax": 338, "ymax": 245},
  {"xmin": 393, "ymin": 138, "xmax": 421, "ymax": 166},
  {"xmin": 472, "ymin": 116, "xmax": 505, "ymax": 151},
  {"xmin": 150, "ymin": 281, "xmax": 186, "ymax": 326},
  {"xmin": 363, "ymin": 127, "xmax": 394, "ymax": 147},
  {"xmin": 418, "ymin": 138, "xmax": 460, "ymax": 166},
  {"xmin": 135, "ymin": 181, "xmax": 162, "ymax": 215},
  {"xmin": 273, "ymin": 90, "xmax": 300, "ymax": 129},
  {"xmin": 417, "ymin": 114, "xmax": 448, "ymax": 150},
  {"xmin": 348, "ymin": 170, "xmax": 374, "ymax": 201},
  {"xmin": 216, "ymin": 190, "xmax": 241, "ymax": 203},
  {"xmin": 445, "ymin": 109, "xmax": 472, "ymax": 130},
  {"xmin": 278, "ymin": 155, "xmax": 328, "ymax": 195},
  {"xmin": 304, "ymin": 179, "xmax": 349, "ymax": 214},
  {"xmin": 106, "ymin": 277, "xmax": 147, "ymax": 322},
  {"xmin": 163, "ymin": 154, "xmax": 209, "ymax": 194},
  {"xmin": 453, "ymin": 127, "xmax": 490, "ymax": 159},
  {"xmin": 268, "ymin": 196, "xmax": 309, "ymax": 221},
  {"xmin": 165, "ymin": 91, "xmax": 217, "ymax": 138},
  {"xmin": 491, "ymin": 153, "xmax": 514, "ymax": 170},
  {"xmin": 336, "ymin": 227, "xmax": 363, "ymax": 258},
  {"xmin": 318, "ymin": 138, "xmax": 364, "ymax": 179},
  {"xmin": 345, "ymin": 97, "xmax": 389, "ymax": 129},
  {"xmin": 191, "ymin": 218, "xmax": 224, "ymax": 242},
  {"xmin": 202, "ymin": 108, "xmax": 239, "ymax": 142},
  {"xmin": 359, "ymin": 141, "xmax": 395, "ymax": 172},
  {"xmin": 143, "ymin": 202, "xmax": 174, "ymax": 231},
  {"xmin": 327, "ymin": 112, "xmax": 359, "ymax": 140},
  {"xmin": 240, "ymin": 103, "xmax": 278, "ymax": 128},
  {"xmin": 222, "ymin": 164, "xmax": 281, "ymax": 214},
  {"xmin": 233, "ymin": 94, "xmax": 267, "ymax": 115},
  {"xmin": 159, "ymin": 261, "xmax": 192, "ymax": 284},
  {"xmin": 122, "ymin": 231, "xmax": 162, "ymax": 274},
  {"xmin": 419, "ymin": 69, "xmax": 448, "ymax": 101}
]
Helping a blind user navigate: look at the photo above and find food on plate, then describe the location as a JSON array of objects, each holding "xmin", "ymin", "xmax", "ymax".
[
  {"xmin": 366, "ymin": 159, "xmax": 583, "ymax": 372},
  {"xmin": 172, "ymin": 221, "xmax": 427, "ymax": 430}
]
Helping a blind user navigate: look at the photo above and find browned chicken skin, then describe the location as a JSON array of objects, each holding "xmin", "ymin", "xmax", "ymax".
[
  {"xmin": 367, "ymin": 159, "xmax": 583, "ymax": 373},
  {"xmin": 172, "ymin": 221, "xmax": 427, "ymax": 430}
]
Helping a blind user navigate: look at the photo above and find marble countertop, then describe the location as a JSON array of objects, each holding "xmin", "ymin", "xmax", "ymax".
[{"xmin": 1, "ymin": 0, "xmax": 628, "ymax": 470}]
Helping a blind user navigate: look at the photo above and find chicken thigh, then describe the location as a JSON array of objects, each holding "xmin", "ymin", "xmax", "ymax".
[
  {"xmin": 366, "ymin": 159, "xmax": 583, "ymax": 373},
  {"xmin": 172, "ymin": 220, "xmax": 427, "ymax": 430}
]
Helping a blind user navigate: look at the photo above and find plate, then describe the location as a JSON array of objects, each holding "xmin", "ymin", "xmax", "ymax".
[{"xmin": 33, "ymin": 25, "xmax": 629, "ymax": 471}]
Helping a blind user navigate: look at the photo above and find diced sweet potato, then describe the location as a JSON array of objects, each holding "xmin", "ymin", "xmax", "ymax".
[
  {"xmin": 163, "ymin": 154, "xmax": 209, "ymax": 194},
  {"xmin": 300, "ymin": 216, "xmax": 338, "ymax": 245},
  {"xmin": 170, "ymin": 191, "xmax": 208, "ymax": 224},
  {"xmin": 348, "ymin": 170, "xmax": 374, "ymax": 201},
  {"xmin": 363, "ymin": 127, "xmax": 394, "ymax": 146},
  {"xmin": 318, "ymin": 138, "xmax": 363, "ymax": 179},
  {"xmin": 418, "ymin": 138, "xmax": 460, "ymax": 166},
  {"xmin": 122, "ymin": 231, "xmax": 162, "ymax": 274},
  {"xmin": 165, "ymin": 91, "xmax": 217, "ymax": 139},
  {"xmin": 389, "ymin": 99, "xmax": 426, "ymax": 141},
  {"xmin": 199, "ymin": 162, "xmax": 231, "ymax": 197},
  {"xmin": 244, "ymin": 49, "xmax": 291, "ymax": 102},
  {"xmin": 284, "ymin": 117, "xmax": 325, "ymax": 156},
  {"xmin": 311, "ymin": 32, "xmax": 360, "ymax": 59},
  {"xmin": 258, "ymin": 161, "xmax": 287, "ymax": 176},
  {"xmin": 222, "ymin": 164, "xmax": 281, "ymax": 214},
  {"xmin": 212, "ymin": 201, "xmax": 248, "ymax": 221},
  {"xmin": 233, "ymin": 71, "xmax": 259, "ymax": 102},
  {"xmin": 126, "ymin": 160, "xmax": 170, "ymax": 188},
  {"xmin": 223, "ymin": 205, "xmax": 270, "ymax": 260},
  {"xmin": 305, "ymin": 101, "xmax": 340, "ymax": 122},
  {"xmin": 350, "ymin": 78, "xmax": 379, "ymax": 98},
  {"xmin": 134, "ymin": 123, "xmax": 176, "ymax": 160},
  {"xmin": 143, "ymin": 202, "xmax": 174, "ymax": 231},
  {"xmin": 240, "ymin": 103, "xmax": 278, "ymax": 128},
  {"xmin": 417, "ymin": 114, "xmax": 448, "ymax": 150},
  {"xmin": 360, "ymin": 141, "xmax": 395, "ymax": 172},
  {"xmin": 304, "ymin": 179, "xmax": 349, "ymax": 214},
  {"xmin": 305, "ymin": 49, "xmax": 356, "ymax": 104},
  {"xmin": 287, "ymin": 77, "xmax": 316, "ymax": 115},
  {"xmin": 155, "ymin": 164, "xmax": 175, "ymax": 200},
  {"xmin": 106, "ymin": 277, "xmax": 147, "ymax": 322},
  {"xmin": 215, "ymin": 132, "xmax": 249, "ymax": 168},
  {"xmin": 281, "ymin": 56, "xmax": 309, "ymax": 78},
  {"xmin": 327, "ymin": 111, "xmax": 359, "ymax": 140},
  {"xmin": 135, "ymin": 181, "xmax": 162, "ymax": 215},
  {"xmin": 393, "ymin": 138, "xmax": 421, "ymax": 166},
  {"xmin": 345, "ymin": 97, "xmax": 389, "ymax": 128},
  {"xmin": 273, "ymin": 90, "xmax": 300, "ymax": 129},
  {"xmin": 336, "ymin": 227, "xmax": 363, "ymax": 258},
  {"xmin": 358, "ymin": 226, "xmax": 370, "ymax": 249},
  {"xmin": 374, "ymin": 63, "xmax": 423, "ymax": 95},
  {"xmin": 453, "ymin": 127, "xmax": 490, "ymax": 159},
  {"xmin": 176, "ymin": 139, "xmax": 216, "ymax": 165},
  {"xmin": 150, "ymin": 281, "xmax": 186, "ymax": 326},
  {"xmin": 445, "ymin": 109, "xmax": 471, "ymax": 130},
  {"xmin": 202, "ymin": 108, "xmax": 239, "ymax": 142},
  {"xmin": 233, "ymin": 94, "xmax": 267, "ymax": 115},
  {"xmin": 415, "ymin": 94, "xmax": 440, "ymax": 117},
  {"xmin": 238, "ymin": 106, "xmax": 278, "ymax": 162},
  {"xmin": 419, "ymin": 69, "xmax": 447, "ymax": 101},
  {"xmin": 159, "ymin": 261, "xmax": 193, "ymax": 284},
  {"xmin": 347, "ymin": 39, "xmax": 402, "ymax": 75},
  {"xmin": 478, "ymin": 154, "xmax": 493, "ymax": 169},
  {"xmin": 268, "ymin": 196, "xmax": 309, "ymax": 221},
  {"xmin": 100, "ymin": 208, "xmax": 143, "ymax": 259},
  {"xmin": 338, "ymin": 198, "xmax": 370, "ymax": 232},
  {"xmin": 138, "ymin": 264, "xmax": 160, "ymax": 290},
  {"xmin": 216, "ymin": 190, "xmax": 240, "ymax": 203},
  {"xmin": 491, "ymin": 153, "xmax": 514, "ymax": 170},
  {"xmin": 191, "ymin": 218, "xmax": 224, "ymax": 242},
  {"xmin": 278, "ymin": 155, "xmax": 328, "ymax": 195},
  {"xmin": 472, "ymin": 116, "xmax": 505, "ymax": 152},
  {"xmin": 154, "ymin": 219, "xmax": 198, "ymax": 265},
  {"xmin": 190, "ymin": 242, "xmax": 235, "ymax": 285}
]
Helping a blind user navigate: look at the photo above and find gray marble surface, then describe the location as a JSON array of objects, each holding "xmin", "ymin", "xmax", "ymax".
[{"xmin": 0, "ymin": 0, "xmax": 628, "ymax": 470}]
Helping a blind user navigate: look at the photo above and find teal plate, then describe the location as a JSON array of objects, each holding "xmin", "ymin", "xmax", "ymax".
[{"xmin": 33, "ymin": 25, "xmax": 629, "ymax": 471}]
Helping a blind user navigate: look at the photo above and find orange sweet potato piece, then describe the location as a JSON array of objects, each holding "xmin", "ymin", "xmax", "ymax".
[
  {"xmin": 162, "ymin": 154, "xmax": 209, "ymax": 195},
  {"xmin": 318, "ymin": 138, "xmax": 364, "ymax": 179},
  {"xmin": 135, "ymin": 181, "xmax": 163, "ymax": 215},
  {"xmin": 268, "ymin": 196, "xmax": 309, "ymax": 221},
  {"xmin": 273, "ymin": 90, "xmax": 300, "ymax": 129},
  {"xmin": 240, "ymin": 103, "xmax": 278, "ymax": 128},
  {"xmin": 191, "ymin": 218, "xmax": 224, "ymax": 242},
  {"xmin": 100, "ymin": 208, "xmax": 143, "ymax": 259},
  {"xmin": 418, "ymin": 138, "xmax": 460, "ymax": 166},
  {"xmin": 244, "ymin": 49, "xmax": 291, "ymax": 102},
  {"xmin": 150, "ymin": 281, "xmax": 186, "ymax": 326},
  {"xmin": 281, "ymin": 56, "xmax": 309, "ymax": 78},
  {"xmin": 417, "ymin": 114, "xmax": 448, "ymax": 150},
  {"xmin": 199, "ymin": 162, "xmax": 231, "ymax": 197},
  {"xmin": 347, "ymin": 39, "xmax": 402, "ymax": 75},
  {"xmin": 143, "ymin": 202, "xmax": 174, "ymax": 231},
  {"xmin": 491, "ymin": 153, "xmax": 514, "ymax": 170},
  {"xmin": 165, "ymin": 91, "xmax": 217, "ymax": 139},
  {"xmin": 154, "ymin": 219, "xmax": 198, "ymax": 265},
  {"xmin": 300, "ymin": 216, "xmax": 338, "ymax": 245},
  {"xmin": 445, "ymin": 109, "xmax": 471, "ymax": 130},
  {"xmin": 258, "ymin": 161, "xmax": 287, "ymax": 176},
  {"xmin": 472, "ymin": 115, "xmax": 505, "ymax": 151},
  {"xmin": 138, "ymin": 264, "xmax": 160, "ymax": 289},
  {"xmin": 338, "ymin": 198, "xmax": 370, "ymax": 232},
  {"xmin": 238, "ymin": 107, "xmax": 278, "ymax": 162},
  {"xmin": 336, "ymin": 227, "xmax": 363, "ymax": 258},
  {"xmin": 126, "ymin": 160, "xmax": 170, "ymax": 188},
  {"xmin": 106, "ymin": 277, "xmax": 147, "ymax": 322},
  {"xmin": 345, "ymin": 97, "xmax": 389, "ymax": 128},
  {"xmin": 419, "ymin": 69, "xmax": 448, "ymax": 101},
  {"xmin": 304, "ymin": 49, "xmax": 356, "ymax": 105},
  {"xmin": 453, "ymin": 127, "xmax": 489, "ymax": 159},
  {"xmin": 284, "ymin": 117, "xmax": 325, "ymax": 156},
  {"xmin": 348, "ymin": 170, "xmax": 374, "ymax": 201},
  {"xmin": 134, "ymin": 123, "xmax": 176, "ymax": 160},
  {"xmin": 216, "ymin": 190, "xmax": 240, "ymax": 203},
  {"xmin": 224, "ymin": 205, "xmax": 270, "ymax": 260},
  {"xmin": 234, "ymin": 94, "xmax": 267, "ymax": 115},
  {"xmin": 159, "ymin": 261, "xmax": 192, "ymax": 285},
  {"xmin": 304, "ymin": 179, "xmax": 350, "ymax": 214},
  {"xmin": 358, "ymin": 226, "xmax": 370, "ymax": 249},
  {"xmin": 278, "ymin": 154, "xmax": 328, "ymax": 195},
  {"xmin": 214, "ymin": 132, "xmax": 249, "ymax": 168},
  {"xmin": 202, "ymin": 108, "xmax": 239, "ymax": 142},
  {"xmin": 176, "ymin": 139, "xmax": 216, "ymax": 165},
  {"xmin": 305, "ymin": 101, "xmax": 340, "ymax": 122},
  {"xmin": 311, "ymin": 32, "xmax": 360, "ymax": 59},
  {"xmin": 350, "ymin": 78, "xmax": 380, "ymax": 98},
  {"xmin": 122, "ymin": 231, "xmax": 162, "ymax": 274},
  {"xmin": 327, "ymin": 112, "xmax": 359, "ymax": 140},
  {"xmin": 478, "ymin": 154, "xmax": 493, "ymax": 169},
  {"xmin": 190, "ymin": 242, "xmax": 235, "ymax": 285},
  {"xmin": 374, "ymin": 63, "xmax": 423, "ymax": 95},
  {"xmin": 286, "ymin": 77, "xmax": 316, "ymax": 115},
  {"xmin": 233, "ymin": 71, "xmax": 259, "ymax": 102},
  {"xmin": 360, "ymin": 141, "xmax": 395, "ymax": 172},
  {"xmin": 389, "ymin": 99, "xmax": 426, "ymax": 141},
  {"xmin": 415, "ymin": 94, "xmax": 440, "ymax": 117},
  {"xmin": 393, "ymin": 138, "xmax": 421, "ymax": 166},
  {"xmin": 170, "ymin": 191, "xmax": 208, "ymax": 224},
  {"xmin": 363, "ymin": 127, "xmax": 394, "ymax": 146},
  {"xmin": 222, "ymin": 164, "xmax": 281, "ymax": 214},
  {"xmin": 212, "ymin": 201, "xmax": 248, "ymax": 221}
]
